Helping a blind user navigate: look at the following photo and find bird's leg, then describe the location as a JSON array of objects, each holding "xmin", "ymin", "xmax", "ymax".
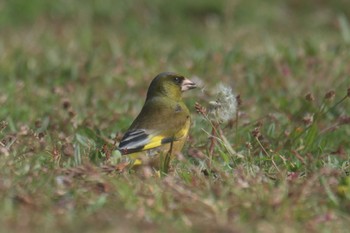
[
  {"xmin": 161, "ymin": 139, "xmax": 173, "ymax": 175},
  {"xmin": 168, "ymin": 139, "xmax": 174, "ymax": 155},
  {"xmin": 165, "ymin": 140, "xmax": 173, "ymax": 173}
]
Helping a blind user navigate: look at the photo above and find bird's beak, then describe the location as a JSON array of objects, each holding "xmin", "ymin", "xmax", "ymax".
[{"xmin": 181, "ymin": 78, "xmax": 197, "ymax": 92}]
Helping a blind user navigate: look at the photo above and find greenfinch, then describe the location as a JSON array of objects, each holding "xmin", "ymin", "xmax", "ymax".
[{"xmin": 118, "ymin": 72, "xmax": 196, "ymax": 166}]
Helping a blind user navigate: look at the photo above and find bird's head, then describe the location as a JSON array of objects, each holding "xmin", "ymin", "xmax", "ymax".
[{"xmin": 146, "ymin": 72, "xmax": 196, "ymax": 101}]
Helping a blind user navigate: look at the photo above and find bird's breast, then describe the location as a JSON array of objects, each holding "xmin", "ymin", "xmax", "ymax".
[{"xmin": 174, "ymin": 104, "xmax": 182, "ymax": 113}]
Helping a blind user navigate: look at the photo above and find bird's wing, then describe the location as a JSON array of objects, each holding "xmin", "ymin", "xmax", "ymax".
[
  {"xmin": 118, "ymin": 128, "xmax": 177, "ymax": 155},
  {"xmin": 118, "ymin": 97, "xmax": 189, "ymax": 155}
]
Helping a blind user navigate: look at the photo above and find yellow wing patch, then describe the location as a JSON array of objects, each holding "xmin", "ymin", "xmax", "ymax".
[{"xmin": 142, "ymin": 135, "xmax": 164, "ymax": 150}]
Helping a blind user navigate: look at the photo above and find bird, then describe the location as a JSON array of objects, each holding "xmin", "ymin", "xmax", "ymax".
[{"xmin": 117, "ymin": 72, "xmax": 196, "ymax": 168}]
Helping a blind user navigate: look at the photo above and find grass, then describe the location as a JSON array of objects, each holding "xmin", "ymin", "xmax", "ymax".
[{"xmin": 1, "ymin": 0, "xmax": 350, "ymax": 232}]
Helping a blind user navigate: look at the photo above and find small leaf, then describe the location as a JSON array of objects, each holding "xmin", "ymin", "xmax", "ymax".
[{"xmin": 304, "ymin": 124, "xmax": 318, "ymax": 150}]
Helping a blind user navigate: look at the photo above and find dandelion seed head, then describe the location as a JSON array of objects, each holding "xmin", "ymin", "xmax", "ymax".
[{"xmin": 208, "ymin": 84, "xmax": 237, "ymax": 123}]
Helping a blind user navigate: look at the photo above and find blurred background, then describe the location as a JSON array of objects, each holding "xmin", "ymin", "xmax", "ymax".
[{"xmin": 1, "ymin": 0, "xmax": 350, "ymax": 126}]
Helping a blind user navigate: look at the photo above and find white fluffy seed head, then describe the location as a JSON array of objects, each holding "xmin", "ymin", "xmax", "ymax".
[{"xmin": 208, "ymin": 84, "xmax": 237, "ymax": 123}]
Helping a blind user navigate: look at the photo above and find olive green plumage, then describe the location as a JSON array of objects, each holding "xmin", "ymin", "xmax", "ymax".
[{"xmin": 118, "ymin": 72, "xmax": 196, "ymax": 164}]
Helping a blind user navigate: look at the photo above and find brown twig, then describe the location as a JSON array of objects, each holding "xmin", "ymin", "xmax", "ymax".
[{"xmin": 208, "ymin": 121, "xmax": 218, "ymax": 156}]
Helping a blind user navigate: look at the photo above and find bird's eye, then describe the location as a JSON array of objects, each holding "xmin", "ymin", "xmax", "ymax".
[{"xmin": 173, "ymin": 77, "xmax": 182, "ymax": 84}]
